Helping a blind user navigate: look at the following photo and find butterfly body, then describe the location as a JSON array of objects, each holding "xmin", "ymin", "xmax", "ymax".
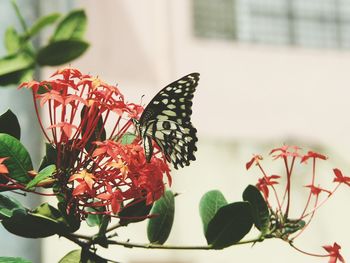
[{"xmin": 134, "ymin": 73, "xmax": 199, "ymax": 169}]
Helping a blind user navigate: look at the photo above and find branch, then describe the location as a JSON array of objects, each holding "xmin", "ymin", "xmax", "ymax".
[
  {"xmin": 108, "ymin": 239, "xmax": 212, "ymax": 250},
  {"xmin": 107, "ymin": 237, "xmax": 262, "ymax": 250}
]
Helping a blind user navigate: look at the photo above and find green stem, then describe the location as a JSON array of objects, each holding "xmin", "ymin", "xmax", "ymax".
[
  {"xmin": 98, "ymin": 215, "xmax": 110, "ymax": 237},
  {"xmin": 64, "ymin": 230, "xmax": 263, "ymax": 252},
  {"xmin": 11, "ymin": 0, "xmax": 28, "ymax": 33},
  {"xmin": 107, "ymin": 237, "xmax": 262, "ymax": 250}
]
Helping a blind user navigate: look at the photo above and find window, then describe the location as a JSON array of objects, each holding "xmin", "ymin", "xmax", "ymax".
[{"xmin": 193, "ymin": 0, "xmax": 350, "ymax": 49}]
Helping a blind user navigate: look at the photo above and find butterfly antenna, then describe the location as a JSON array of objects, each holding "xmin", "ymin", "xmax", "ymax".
[{"xmin": 140, "ymin": 94, "xmax": 145, "ymax": 106}]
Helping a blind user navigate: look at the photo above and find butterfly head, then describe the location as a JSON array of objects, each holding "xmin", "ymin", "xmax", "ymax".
[
  {"xmin": 132, "ymin": 117, "xmax": 147, "ymax": 137},
  {"xmin": 131, "ymin": 118, "xmax": 139, "ymax": 128}
]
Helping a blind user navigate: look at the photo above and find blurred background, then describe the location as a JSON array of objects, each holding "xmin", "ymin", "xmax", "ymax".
[{"xmin": 1, "ymin": 0, "xmax": 350, "ymax": 262}]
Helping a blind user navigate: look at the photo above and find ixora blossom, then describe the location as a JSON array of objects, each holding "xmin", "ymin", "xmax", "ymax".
[
  {"xmin": 323, "ymin": 243, "xmax": 345, "ymax": 263},
  {"xmin": 246, "ymin": 145, "xmax": 348, "ymax": 262},
  {"xmin": 19, "ymin": 67, "xmax": 171, "ymax": 219}
]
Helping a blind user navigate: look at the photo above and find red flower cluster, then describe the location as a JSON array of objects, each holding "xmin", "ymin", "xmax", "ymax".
[
  {"xmin": 246, "ymin": 145, "xmax": 348, "ymax": 262},
  {"xmin": 70, "ymin": 140, "xmax": 171, "ymax": 214},
  {"xmin": 20, "ymin": 67, "xmax": 171, "ymax": 217}
]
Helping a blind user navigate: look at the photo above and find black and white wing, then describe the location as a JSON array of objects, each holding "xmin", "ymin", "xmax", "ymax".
[{"xmin": 138, "ymin": 73, "xmax": 199, "ymax": 169}]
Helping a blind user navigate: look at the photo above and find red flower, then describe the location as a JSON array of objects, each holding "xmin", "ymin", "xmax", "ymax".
[
  {"xmin": 246, "ymin": 155, "xmax": 263, "ymax": 170},
  {"xmin": 0, "ymin": 157, "xmax": 9, "ymax": 174},
  {"xmin": 69, "ymin": 170, "xmax": 96, "ymax": 196},
  {"xmin": 270, "ymin": 145, "xmax": 302, "ymax": 160},
  {"xmin": 256, "ymin": 175, "xmax": 280, "ymax": 199},
  {"xmin": 18, "ymin": 80, "xmax": 41, "ymax": 93},
  {"xmin": 48, "ymin": 122, "xmax": 78, "ymax": 139},
  {"xmin": 323, "ymin": 242, "xmax": 345, "ymax": 263},
  {"xmin": 333, "ymin": 168, "xmax": 350, "ymax": 187},
  {"xmin": 301, "ymin": 151, "xmax": 327, "ymax": 164},
  {"xmin": 92, "ymin": 140, "xmax": 119, "ymax": 159},
  {"xmin": 37, "ymin": 90, "xmax": 65, "ymax": 107},
  {"xmin": 305, "ymin": 185, "xmax": 331, "ymax": 196},
  {"xmin": 97, "ymin": 186, "xmax": 123, "ymax": 214},
  {"xmin": 51, "ymin": 67, "xmax": 82, "ymax": 80}
]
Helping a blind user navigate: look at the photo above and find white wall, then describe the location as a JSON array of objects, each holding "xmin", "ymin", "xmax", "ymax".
[{"xmin": 42, "ymin": 1, "xmax": 350, "ymax": 262}]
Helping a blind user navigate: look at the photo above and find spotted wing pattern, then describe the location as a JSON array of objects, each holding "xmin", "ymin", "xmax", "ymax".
[{"xmin": 138, "ymin": 73, "xmax": 199, "ymax": 169}]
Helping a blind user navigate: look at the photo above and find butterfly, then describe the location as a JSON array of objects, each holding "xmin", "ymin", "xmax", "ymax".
[{"xmin": 133, "ymin": 73, "xmax": 200, "ymax": 169}]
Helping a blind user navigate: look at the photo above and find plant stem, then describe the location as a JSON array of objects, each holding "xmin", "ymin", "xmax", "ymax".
[
  {"xmin": 63, "ymin": 233, "xmax": 89, "ymax": 248},
  {"xmin": 106, "ymin": 222, "xmax": 122, "ymax": 233},
  {"xmin": 11, "ymin": 0, "xmax": 28, "ymax": 34},
  {"xmin": 289, "ymin": 241, "xmax": 328, "ymax": 258},
  {"xmin": 107, "ymin": 237, "xmax": 262, "ymax": 250},
  {"xmin": 69, "ymin": 233, "xmax": 92, "ymax": 240},
  {"xmin": 284, "ymin": 156, "xmax": 291, "ymax": 218},
  {"xmin": 98, "ymin": 215, "xmax": 110, "ymax": 236}
]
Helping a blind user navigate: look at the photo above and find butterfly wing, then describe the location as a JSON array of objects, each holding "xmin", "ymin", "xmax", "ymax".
[{"xmin": 138, "ymin": 73, "xmax": 199, "ymax": 169}]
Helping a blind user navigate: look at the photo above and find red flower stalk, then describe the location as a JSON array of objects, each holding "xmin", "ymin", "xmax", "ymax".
[{"xmin": 20, "ymin": 67, "xmax": 171, "ymax": 218}]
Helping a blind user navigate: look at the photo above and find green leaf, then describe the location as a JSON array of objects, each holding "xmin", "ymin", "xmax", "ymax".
[
  {"xmin": 120, "ymin": 132, "xmax": 137, "ymax": 145},
  {"xmin": 37, "ymin": 40, "xmax": 89, "ymax": 66},
  {"xmin": 0, "ymin": 53, "xmax": 34, "ymax": 76},
  {"xmin": 0, "ymin": 133, "xmax": 33, "ymax": 183},
  {"xmin": 0, "ymin": 193, "xmax": 26, "ymax": 219},
  {"xmin": 45, "ymin": 143, "xmax": 57, "ymax": 162},
  {"xmin": 18, "ymin": 67, "xmax": 34, "ymax": 83},
  {"xmin": 205, "ymin": 202, "xmax": 253, "ymax": 249},
  {"xmin": 26, "ymin": 13, "xmax": 61, "ymax": 38},
  {"xmin": 0, "ymin": 109, "xmax": 21, "ymax": 139},
  {"xmin": 0, "ymin": 257, "xmax": 31, "ymax": 263},
  {"xmin": 119, "ymin": 199, "xmax": 153, "ymax": 226},
  {"xmin": 26, "ymin": 164, "xmax": 56, "ymax": 189},
  {"xmin": 57, "ymin": 201, "xmax": 81, "ymax": 233},
  {"xmin": 52, "ymin": 10, "xmax": 87, "ymax": 41},
  {"xmin": 5, "ymin": 27, "xmax": 21, "ymax": 54},
  {"xmin": 38, "ymin": 143, "xmax": 57, "ymax": 171},
  {"xmin": 58, "ymin": 249, "xmax": 107, "ymax": 263},
  {"xmin": 58, "ymin": 250, "xmax": 81, "ymax": 263},
  {"xmin": 31, "ymin": 203, "xmax": 66, "ymax": 224},
  {"xmin": 0, "ymin": 67, "xmax": 34, "ymax": 87},
  {"xmin": 86, "ymin": 206, "xmax": 104, "ymax": 227},
  {"xmin": 147, "ymin": 190, "xmax": 175, "ymax": 244},
  {"xmin": 199, "ymin": 190, "xmax": 228, "ymax": 233},
  {"xmin": 2, "ymin": 203, "xmax": 70, "ymax": 238},
  {"xmin": 242, "ymin": 185, "xmax": 270, "ymax": 232}
]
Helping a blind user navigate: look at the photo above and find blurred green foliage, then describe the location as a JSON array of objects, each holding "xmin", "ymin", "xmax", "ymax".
[{"xmin": 0, "ymin": 0, "xmax": 89, "ymax": 87}]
